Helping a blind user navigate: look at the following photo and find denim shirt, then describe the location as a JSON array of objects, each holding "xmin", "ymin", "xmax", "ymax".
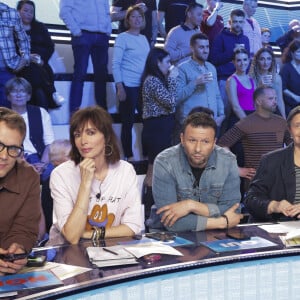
[{"xmin": 152, "ymin": 144, "xmax": 241, "ymax": 231}]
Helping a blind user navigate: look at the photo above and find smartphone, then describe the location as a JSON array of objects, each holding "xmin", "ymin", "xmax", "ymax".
[
  {"xmin": 26, "ymin": 254, "xmax": 46, "ymax": 267},
  {"xmin": 145, "ymin": 232, "xmax": 176, "ymax": 242},
  {"xmin": 0, "ymin": 253, "xmax": 28, "ymax": 262},
  {"xmin": 226, "ymin": 230, "xmax": 250, "ymax": 240}
]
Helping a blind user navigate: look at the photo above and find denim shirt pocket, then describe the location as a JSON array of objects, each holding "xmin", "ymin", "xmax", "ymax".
[
  {"xmin": 202, "ymin": 184, "xmax": 223, "ymax": 204},
  {"xmin": 177, "ymin": 187, "xmax": 199, "ymax": 201}
]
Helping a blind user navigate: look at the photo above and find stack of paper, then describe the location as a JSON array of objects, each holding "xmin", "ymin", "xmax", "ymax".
[
  {"xmin": 279, "ymin": 229, "xmax": 300, "ymax": 247},
  {"xmin": 86, "ymin": 246, "xmax": 138, "ymax": 267}
]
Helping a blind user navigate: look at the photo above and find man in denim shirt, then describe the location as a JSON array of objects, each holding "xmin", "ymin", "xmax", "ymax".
[{"xmin": 152, "ymin": 112, "xmax": 242, "ymax": 231}]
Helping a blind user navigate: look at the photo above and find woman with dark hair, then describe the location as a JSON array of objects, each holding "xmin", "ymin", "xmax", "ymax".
[
  {"xmin": 226, "ymin": 48, "xmax": 256, "ymax": 122},
  {"xmin": 249, "ymin": 47, "xmax": 285, "ymax": 117},
  {"xmin": 141, "ymin": 47, "xmax": 177, "ymax": 217},
  {"xmin": 112, "ymin": 5, "xmax": 150, "ymax": 161},
  {"xmin": 49, "ymin": 106, "xmax": 143, "ymax": 245},
  {"xmin": 280, "ymin": 40, "xmax": 300, "ymax": 115},
  {"xmin": 16, "ymin": 0, "xmax": 63, "ymax": 109}
]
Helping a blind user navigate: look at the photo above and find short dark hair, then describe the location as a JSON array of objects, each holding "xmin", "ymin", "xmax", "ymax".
[
  {"xmin": 188, "ymin": 106, "xmax": 214, "ymax": 117},
  {"xmin": 69, "ymin": 106, "xmax": 120, "ymax": 165},
  {"xmin": 190, "ymin": 32, "xmax": 209, "ymax": 47},
  {"xmin": 253, "ymin": 85, "xmax": 274, "ymax": 104},
  {"xmin": 185, "ymin": 2, "xmax": 203, "ymax": 19},
  {"xmin": 230, "ymin": 9, "xmax": 245, "ymax": 19},
  {"xmin": 0, "ymin": 107, "xmax": 26, "ymax": 141},
  {"xmin": 287, "ymin": 106, "xmax": 300, "ymax": 128},
  {"xmin": 181, "ymin": 112, "xmax": 217, "ymax": 136}
]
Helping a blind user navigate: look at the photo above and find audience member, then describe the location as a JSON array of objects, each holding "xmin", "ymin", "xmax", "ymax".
[
  {"xmin": 157, "ymin": 0, "xmax": 196, "ymax": 38},
  {"xmin": 49, "ymin": 106, "xmax": 143, "ymax": 245},
  {"xmin": 111, "ymin": 0, "xmax": 158, "ymax": 46},
  {"xmin": 6, "ymin": 77, "xmax": 55, "ymax": 183},
  {"xmin": 261, "ymin": 27, "xmax": 272, "ymax": 50},
  {"xmin": 226, "ymin": 48, "xmax": 255, "ymax": 170},
  {"xmin": 276, "ymin": 19, "xmax": 300, "ymax": 52},
  {"xmin": 164, "ymin": 3, "xmax": 202, "ymax": 65},
  {"xmin": 59, "ymin": 0, "xmax": 111, "ymax": 113},
  {"xmin": 42, "ymin": 139, "xmax": 71, "ymax": 233},
  {"xmin": 0, "ymin": 107, "xmax": 40, "ymax": 274},
  {"xmin": 280, "ymin": 40, "xmax": 300, "ymax": 116},
  {"xmin": 244, "ymin": 106, "xmax": 300, "ymax": 222},
  {"xmin": 227, "ymin": 48, "xmax": 255, "ymax": 123},
  {"xmin": 0, "ymin": 2, "xmax": 30, "ymax": 107},
  {"xmin": 112, "ymin": 5, "xmax": 150, "ymax": 161},
  {"xmin": 200, "ymin": 0, "xmax": 224, "ymax": 46},
  {"xmin": 152, "ymin": 112, "xmax": 243, "ymax": 232},
  {"xmin": 141, "ymin": 47, "xmax": 177, "ymax": 217},
  {"xmin": 16, "ymin": 0, "xmax": 64, "ymax": 110},
  {"xmin": 209, "ymin": 9, "xmax": 250, "ymax": 133},
  {"xmin": 218, "ymin": 86, "xmax": 290, "ymax": 193},
  {"xmin": 242, "ymin": 0, "xmax": 262, "ymax": 57},
  {"xmin": 176, "ymin": 33, "xmax": 224, "ymax": 139},
  {"xmin": 249, "ymin": 47, "xmax": 285, "ymax": 117}
]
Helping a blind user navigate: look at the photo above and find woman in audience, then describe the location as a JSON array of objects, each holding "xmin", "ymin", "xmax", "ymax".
[
  {"xmin": 112, "ymin": 5, "xmax": 150, "ymax": 161},
  {"xmin": 141, "ymin": 47, "xmax": 177, "ymax": 217},
  {"xmin": 17, "ymin": 0, "xmax": 64, "ymax": 109},
  {"xmin": 249, "ymin": 47, "xmax": 286, "ymax": 117},
  {"xmin": 245, "ymin": 106, "xmax": 300, "ymax": 222},
  {"xmin": 226, "ymin": 48, "xmax": 256, "ymax": 124},
  {"xmin": 49, "ymin": 106, "xmax": 143, "ymax": 245},
  {"xmin": 280, "ymin": 40, "xmax": 300, "ymax": 115}
]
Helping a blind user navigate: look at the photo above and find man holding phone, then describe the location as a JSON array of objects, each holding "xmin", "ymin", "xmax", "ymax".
[{"xmin": 0, "ymin": 107, "xmax": 41, "ymax": 275}]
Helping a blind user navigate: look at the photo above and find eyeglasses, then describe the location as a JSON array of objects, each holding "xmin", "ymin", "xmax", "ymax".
[
  {"xmin": 0, "ymin": 142, "xmax": 24, "ymax": 158},
  {"xmin": 10, "ymin": 89, "xmax": 28, "ymax": 95}
]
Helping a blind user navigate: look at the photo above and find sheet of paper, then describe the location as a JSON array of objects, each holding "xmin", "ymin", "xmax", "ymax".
[
  {"xmin": 124, "ymin": 243, "xmax": 183, "ymax": 258},
  {"xmin": 20, "ymin": 262, "xmax": 92, "ymax": 281},
  {"xmin": 259, "ymin": 221, "xmax": 300, "ymax": 233}
]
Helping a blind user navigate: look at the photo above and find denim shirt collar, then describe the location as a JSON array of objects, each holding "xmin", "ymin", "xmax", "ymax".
[{"xmin": 178, "ymin": 144, "xmax": 217, "ymax": 175}]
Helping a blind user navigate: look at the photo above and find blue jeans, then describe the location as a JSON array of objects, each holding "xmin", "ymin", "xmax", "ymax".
[
  {"xmin": 119, "ymin": 86, "xmax": 141, "ymax": 158},
  {"xmin": 70, "ymin": 31, "xmax": 109, "ymax": 113},
  {"xmin": 0, "ymin": 69, "xmax": 15, "ymax": 107}
]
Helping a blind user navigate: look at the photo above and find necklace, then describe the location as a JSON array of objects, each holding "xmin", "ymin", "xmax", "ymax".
[{"xmin": 96, "ymin": 181, "xmax": 102, "ymax": 200}]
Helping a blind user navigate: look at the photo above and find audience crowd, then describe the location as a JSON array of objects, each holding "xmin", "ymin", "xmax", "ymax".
[{"xmin": 1, "ymin": 0, "xmax": 300, "ymax": 273}]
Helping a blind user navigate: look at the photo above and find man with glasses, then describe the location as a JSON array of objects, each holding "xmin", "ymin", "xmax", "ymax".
[{"xmin": 0, "ymin": 107, "xmax": 40, "ymax": 275}]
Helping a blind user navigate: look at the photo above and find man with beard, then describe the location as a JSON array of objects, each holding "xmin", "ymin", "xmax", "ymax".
[
  {"xmin": 151, "ymin": 112, "xmax": 243, "ymax": 232},
  {"xmin": 176, "ymin": 33, "xmax": 224, "ymax": 139},
  {"xmin": 218, "ymin": 86, "xmax": 291, "ymax": 192}
]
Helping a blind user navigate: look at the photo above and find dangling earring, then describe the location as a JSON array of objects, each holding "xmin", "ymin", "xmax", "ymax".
[{"xmin": 105, "ymin": 144, "xmax": 113, "ymax": 156}]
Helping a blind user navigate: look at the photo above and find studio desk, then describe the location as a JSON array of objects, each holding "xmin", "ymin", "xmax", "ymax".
[{"xmin": 16, "ymin": 224, "xmax": 300, "ymax": 300}]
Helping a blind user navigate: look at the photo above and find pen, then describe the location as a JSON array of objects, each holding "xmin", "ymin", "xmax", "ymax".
[{"xmin": 103, "ymin": 247, "xmax": 119, "ymax": 256}]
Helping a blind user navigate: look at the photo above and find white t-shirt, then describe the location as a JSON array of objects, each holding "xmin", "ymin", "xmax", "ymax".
[
  {"xmin": 50, "ymin": 160, "xmax": 143, "ymax": 239},
  {"xmin": 21, "ymin": 108, "xmax": 55, "ymax": 155}
]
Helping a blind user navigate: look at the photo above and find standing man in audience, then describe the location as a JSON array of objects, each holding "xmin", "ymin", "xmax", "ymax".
[
  {"xmin": 209, "ymin": 9, "xmax": 250, "ymax": 133},
  {"xmin": 111, "ymin": 0, "xmax": 158, "ymax": 46},
  {"xmin": 158, "ymin": 0, "xmax": 196, "ymax": 38},
  {"xmin": 176, "ymin": 33, "xmax": 224, "ymax": 140},
  {"xmin": 0, "ymin": 107, "xmax": 40, "ymax": 275},
  {"xmin": 218, "ymin": 86, "xmax": 291, "ymax": 194},
  {"xmin": 242, "ymin": 0, "xmax": 262, "ymax": 57},
  {"xmin": 59, "ymin": 0, "xmax": 111, "ymax": 113},
  {"xmin": 0, "ymin": 2, "xmax": 30, "ymax": 107},
  {"xmin": 152, "ymin": 112, "xmax": 243, "ymax": 232},
  {"xmin": 201, "ymin": 0, "xmax": 224, "ymax": 46},
  {"xmin": 164, "ymin": 3, "xmax": 203, "ymax": 65}
]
